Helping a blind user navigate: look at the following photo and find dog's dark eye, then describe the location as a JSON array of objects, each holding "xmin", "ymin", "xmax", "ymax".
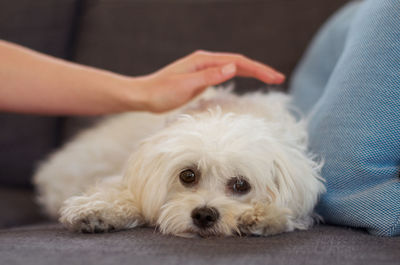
[
  {"xmin": 228, "ymin": 177, "xmax": 251, "ymax": 195},
  {"xmin": 179, "ymin": 169, "xmax": 198, "ymax": 186}
]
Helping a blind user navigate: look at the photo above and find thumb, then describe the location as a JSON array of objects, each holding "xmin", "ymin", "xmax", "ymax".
[{"xmin": 183, "ymin": 63, "xmax": 237, "ymax": 88}]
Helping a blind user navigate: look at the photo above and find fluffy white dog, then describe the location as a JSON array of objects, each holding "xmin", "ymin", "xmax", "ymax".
[{"xmin": 34, "ymin": 88, "xmax": 325, "ymax": 237}]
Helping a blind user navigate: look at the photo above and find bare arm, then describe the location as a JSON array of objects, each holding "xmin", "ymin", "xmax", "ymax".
[{"xmin": 0, "ymin": 40, "xmax": 285, "ymax": 115}]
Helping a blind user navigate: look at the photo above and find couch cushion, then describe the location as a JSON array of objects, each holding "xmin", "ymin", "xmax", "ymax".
[
  {"xmin": 0, "ymin": 0, "xmax": 78, "ymax": 57},
  {"xmin": 0, "ymin": 224, "xmax": 399, "ymax": 265},
  {"xmin": 290, "ymin": 0, "xmax": 400, "ymax": 236},
  {"xmin": 73, "ymin": 0, "xmax": 350, "ymax": 93},
  {"xmin": 0, "ymin": 188, "xmax": 46, "ymax": 228},
  {"xmin": 0, "ymin": 115, "xmax": 60, "ymax": 187}
]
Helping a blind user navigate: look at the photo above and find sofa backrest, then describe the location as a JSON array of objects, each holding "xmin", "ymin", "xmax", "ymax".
[{"xmin": 72, "ymin": 0, "xmax": 350, "ymax": 92}]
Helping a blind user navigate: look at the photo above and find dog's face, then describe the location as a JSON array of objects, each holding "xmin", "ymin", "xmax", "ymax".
[{"xmin": 124, "ymin": 109, "xmax": 323, "ymax": 237}]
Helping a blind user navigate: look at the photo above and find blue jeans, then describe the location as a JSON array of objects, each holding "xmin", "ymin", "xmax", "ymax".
[{"xmin": 290, "ymin": 0, "xmax": 400, "ymax": 236}]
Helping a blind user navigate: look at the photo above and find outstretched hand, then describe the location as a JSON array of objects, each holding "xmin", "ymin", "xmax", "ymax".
[
  {"xmin": 0, "ymin": 40, "xmax": 285, "ymax": 115},
  {"xmin": 133, "ymin": 50, "xmax": 285, "ymax": 113}
]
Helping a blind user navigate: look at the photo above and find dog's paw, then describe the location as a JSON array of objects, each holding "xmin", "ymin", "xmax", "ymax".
[
  {"xmin": 59, "ymin": 196, "xmax": 117, "ymax": 233},
  {"xmin": 72, "ymin": 215, "xmax": 116, "ymax": 233},
  {"xmin": 237, "ymin": 202, "xmax": 291, "ymax": 236}
]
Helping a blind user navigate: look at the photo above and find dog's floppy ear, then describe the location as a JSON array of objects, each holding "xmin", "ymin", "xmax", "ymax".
[
  {"xmin": 123, "ymin": 134, "xmax": 172, "ymax": 224},
  {"xmin": 272, "ymin": 146, "xmax": 325, "ymax": 229}
]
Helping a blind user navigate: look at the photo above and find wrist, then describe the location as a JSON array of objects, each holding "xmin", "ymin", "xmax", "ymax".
[{"xmin": 115, "ymin": 75, "xmax": 150, "ymax": 112}]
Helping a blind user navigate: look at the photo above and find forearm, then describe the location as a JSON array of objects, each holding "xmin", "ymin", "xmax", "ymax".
[{"xmin": 0, "ymin": 40, "xmax": 144, "ymax": 115}]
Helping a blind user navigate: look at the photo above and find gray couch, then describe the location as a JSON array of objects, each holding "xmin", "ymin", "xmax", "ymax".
[{"xmin": 1, "ymin": 1, "xmax": 399, "ymax": 264}]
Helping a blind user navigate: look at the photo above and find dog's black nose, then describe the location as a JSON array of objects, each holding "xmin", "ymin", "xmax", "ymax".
[{"xmin": 191, "ymin": 207, "xmax": 219, "ymax": 229}]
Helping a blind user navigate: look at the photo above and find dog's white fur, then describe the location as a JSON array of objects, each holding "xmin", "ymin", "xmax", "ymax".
[{"xmin": 33, "ymin": 88, "xmax": 325, "ymax": 237}]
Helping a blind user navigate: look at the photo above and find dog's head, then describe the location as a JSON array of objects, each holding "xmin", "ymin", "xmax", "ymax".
[{"xmin": 124, "ymin": 109, "xmax": 324, "ymax": 237}]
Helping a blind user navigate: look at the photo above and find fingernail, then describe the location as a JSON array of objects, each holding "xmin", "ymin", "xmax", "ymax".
[{"xmin": 222, "ymin": 63, "xmax": 236, "ymax": 76}]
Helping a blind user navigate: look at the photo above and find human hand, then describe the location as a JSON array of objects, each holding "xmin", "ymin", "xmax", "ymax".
[{"xmin": 131, "ymin": 50, "xmax": 285, "ymax": 113}]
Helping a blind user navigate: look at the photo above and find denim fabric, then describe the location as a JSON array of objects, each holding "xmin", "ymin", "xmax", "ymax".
[{"xmin": 290, "ymin": 0, "xmax": 400, "ymax": 236}]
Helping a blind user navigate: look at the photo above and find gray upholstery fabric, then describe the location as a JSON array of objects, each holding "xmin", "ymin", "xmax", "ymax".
[
  {"xmin": 0, "ymin": 115, "xmax": 59, "ymax": 187},
  {"xmin": 0, "ymin": 0, "xmax": 78, "ymax": 57},
  {"xmin": 73, "ymin": 0, "xmax": 350, "ymax": 92},
  {"xmin": 0, "ymin": 188, "xmax": 45, "ymax": 228},
  {"xmin": 1, "ymin": 224, "xmax": 399, "ymax": 265}
]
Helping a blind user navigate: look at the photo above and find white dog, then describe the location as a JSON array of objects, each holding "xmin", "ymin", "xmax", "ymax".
[{"xmin": 33, "ymin": 88, "xmax": 325, "ymax": 237}]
